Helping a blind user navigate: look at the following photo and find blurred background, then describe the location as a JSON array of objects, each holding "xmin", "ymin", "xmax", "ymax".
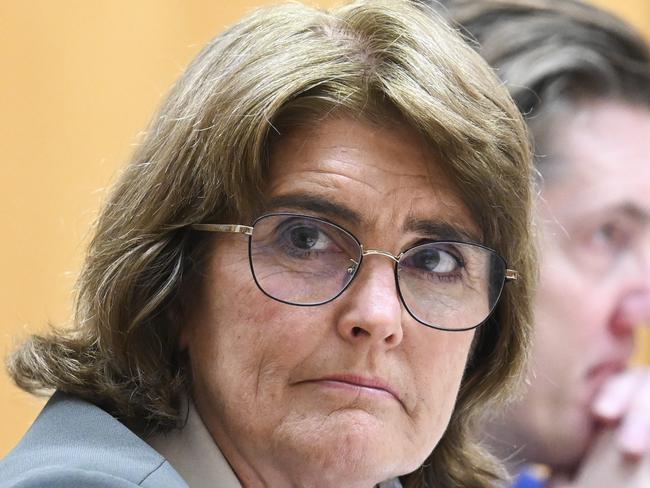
[{"xmin": 1, "ymin": 0, "xmax": 649, "ymax": 457}]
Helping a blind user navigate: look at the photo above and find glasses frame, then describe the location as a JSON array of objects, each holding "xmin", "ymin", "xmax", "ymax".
[{"xmin": 191, "ymin": 212, "xmax": 518, "ymax": 332}]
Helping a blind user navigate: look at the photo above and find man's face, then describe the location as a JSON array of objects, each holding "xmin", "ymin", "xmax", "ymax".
[
  {"xmin": 507, "ymin": 101, "xmax": 650, "ymax": 470},
  {"xmin": 180, "ymin": 117, "xmax": 478, "ymax": 487}
]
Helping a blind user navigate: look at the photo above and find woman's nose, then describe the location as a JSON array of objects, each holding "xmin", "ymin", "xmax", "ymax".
[{"xmin": 335, "ymin": 257, "xmax": 404, "ymax": 349}]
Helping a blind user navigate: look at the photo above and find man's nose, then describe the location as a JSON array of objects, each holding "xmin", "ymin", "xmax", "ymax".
[
  {"xmin": 611, "ymin": 292, "xmax": 650, "ymax": 334},
  {"xmin": 610, "ymin": 247, "xmax": 650, "ymax": 335},
  {"xmin": 335, "ymin": 256, "xmax": 404, "ymax": 348}
]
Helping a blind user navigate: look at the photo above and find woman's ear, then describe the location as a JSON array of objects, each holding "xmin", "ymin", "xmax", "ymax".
[
  {"xmin": 174, "ymin": 236, "xmax": 210, "ymax": 353},
  {"xmin": 168, "ymin": 303, "xmax": 190, "ymax": 351}
]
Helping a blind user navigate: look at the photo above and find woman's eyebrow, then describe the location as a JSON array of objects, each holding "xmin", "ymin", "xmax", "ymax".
[
  {"xmin": 404, "ymin": 217, "xmax": 481, "ymax": 243},
  {"xmin": 265, "ymin": 193, "xmax": 362, "ymax": 225}
]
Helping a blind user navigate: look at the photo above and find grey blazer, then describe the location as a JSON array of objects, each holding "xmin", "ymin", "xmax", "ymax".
[{"xmin": 0, "ymin": 392, "xmax": 187, "ymax": 487}]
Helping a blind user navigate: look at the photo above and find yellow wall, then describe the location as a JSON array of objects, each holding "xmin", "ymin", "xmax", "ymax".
[
  {"xmin": 590, "ymin": 0, "xmax": 650, "ymax": 35},
  {"xmin": 2, "ymin": 0, "xmax": 649, "ymax": 457}
]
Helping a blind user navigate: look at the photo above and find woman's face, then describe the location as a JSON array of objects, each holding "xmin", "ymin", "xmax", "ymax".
[{"xmin": 181, "ymin": 117, "xmax": 478, "ymax": 487}]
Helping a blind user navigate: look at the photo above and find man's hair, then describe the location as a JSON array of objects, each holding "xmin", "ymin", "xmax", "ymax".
[
  {"xmin": 8, "ymin": 1, "xmax": 535, "ymax": 486},
  {"xmin": 429, "ymin": 0, "xmax": 650, "ymax": 177}
]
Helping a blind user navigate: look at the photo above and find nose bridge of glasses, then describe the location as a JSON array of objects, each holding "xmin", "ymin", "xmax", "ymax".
[
  {"xmin": 361, "ymin": 248, "xmax": 400, "ymax": 263},
  {"xmin": 346, "ymin": 248, "xmax": 399, "ymax": 277}
]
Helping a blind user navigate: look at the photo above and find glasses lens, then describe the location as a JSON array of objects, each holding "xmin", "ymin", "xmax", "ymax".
[
  {"xmin": 397, "ymin": 242, "xmax": 506, "ymax": 330},
  {"xmin": 250, "ymin": 214, "xmax": 362, "ymax": 305}
]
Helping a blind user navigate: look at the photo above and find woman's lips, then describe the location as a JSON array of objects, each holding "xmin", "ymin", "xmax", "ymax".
[{"xmin": 304, "ymin": 374, "xmax": 403, "ymax": 405}]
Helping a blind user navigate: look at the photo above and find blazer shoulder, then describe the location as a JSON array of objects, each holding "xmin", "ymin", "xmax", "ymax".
[
  {"xmin": 0, "ymin": 392, "xmax": 187, "ymax": 487},
  {"xmin": 0, "ymin": 461, "xmax": 180, "ymax": 487}
]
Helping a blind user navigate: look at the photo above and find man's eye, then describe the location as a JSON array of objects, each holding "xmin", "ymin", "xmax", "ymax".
[{"xmin": 591, "ymin": 222, "xmax": 630, "ymax": 250}]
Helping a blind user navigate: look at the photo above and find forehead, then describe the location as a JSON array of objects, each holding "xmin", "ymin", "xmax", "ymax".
[
  {"xmin": 542, "ymin": 101, "xmax": 650, "ymax": 220},
  {"xmin": 264, "ymin": 116, "xmax": 480, "ymax": 241}
]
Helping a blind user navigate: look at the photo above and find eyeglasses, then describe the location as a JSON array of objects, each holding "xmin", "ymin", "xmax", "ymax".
[{"xmin": 191, "ymin": 213, "xmax": 517, "ymax": 331}]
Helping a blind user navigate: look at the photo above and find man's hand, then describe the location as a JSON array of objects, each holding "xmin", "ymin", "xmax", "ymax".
[
  {"xmin": 592, "ymin": 367, "xmax": 650, "ymax": 457},
  {"xmin": 563, "ymin": 367, "xmax": 650, "ymax": 487}
]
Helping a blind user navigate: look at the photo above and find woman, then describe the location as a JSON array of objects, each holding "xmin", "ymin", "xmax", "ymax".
[{"xmin": 0, "ymin": 1, "xmax": 535, "ymax": 486}]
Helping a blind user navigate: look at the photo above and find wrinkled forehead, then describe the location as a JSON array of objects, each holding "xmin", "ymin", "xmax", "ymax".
[{"xmin": 263, "ymin": 115, "xmax": 482, "ymax": 244}]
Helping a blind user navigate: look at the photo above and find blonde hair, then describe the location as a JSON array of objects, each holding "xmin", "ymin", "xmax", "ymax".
[{"xmin": 9, "ymin": 1, "xmax": 535, "ymax": 486}]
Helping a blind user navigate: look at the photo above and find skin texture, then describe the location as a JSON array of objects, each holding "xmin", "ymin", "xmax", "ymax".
[
  {"xmin": 488, "ymin": 101, "xmax": 650, "ymax": 482},
  {"xmin": 179, "ymin": 117, "xmax": 479, "ymax": 488}
]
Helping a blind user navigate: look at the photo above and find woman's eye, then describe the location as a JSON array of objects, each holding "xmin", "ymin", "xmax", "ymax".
[
  {"xmin": 288, "ymin": 225, "xmax": 331, "ymax": 250},
  {"xmin": 412, "ymin": 248, "xmax": 459, "ymax": 273}
]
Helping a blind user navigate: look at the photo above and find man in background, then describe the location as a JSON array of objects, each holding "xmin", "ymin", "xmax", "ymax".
[{"xmin": 425, "ymin": 0, "xmax": 650, "ymax": 485}]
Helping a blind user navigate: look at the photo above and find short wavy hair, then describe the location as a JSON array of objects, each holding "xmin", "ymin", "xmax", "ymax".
[
  {"xmin": 431, "ymin": 0, "xmax": 650, "ymax": 176},
  {"xmin": 9, "ymin": 1, "xmax": 535, "ymax": 486}
]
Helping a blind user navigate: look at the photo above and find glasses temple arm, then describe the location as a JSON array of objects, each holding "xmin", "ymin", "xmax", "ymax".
[
  {"xmin": 190, "ymin": 224, "xmax": 254, "ymax": 236},
  {"xmin": 505, "ymin": 269, "xmax": 518, "ymax": 281}
]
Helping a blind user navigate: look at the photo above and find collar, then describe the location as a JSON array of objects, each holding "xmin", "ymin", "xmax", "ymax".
[{"xmin": 146, "ymin": 399, "xmax": 242, "ymax": 488}]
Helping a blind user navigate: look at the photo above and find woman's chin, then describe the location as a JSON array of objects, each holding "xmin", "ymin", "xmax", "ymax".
[{"xmin": 269, "ymin": 409, "xmax": 422, "ymax": 484}]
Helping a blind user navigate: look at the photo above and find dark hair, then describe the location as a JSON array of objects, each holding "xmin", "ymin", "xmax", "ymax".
[{"xmin": 427, "ymin": 0, "xmax": 650, "ymax": 175}]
